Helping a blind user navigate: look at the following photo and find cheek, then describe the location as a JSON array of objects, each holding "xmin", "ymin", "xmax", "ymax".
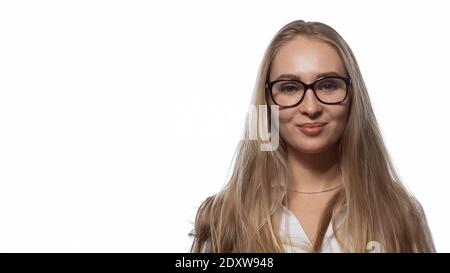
[
  {"xmin": 327, "ymin": 108, "xmax": 350, "ymax": 139},
  {"xmin": 278, "ymin": 109, "xmax": 296, "ymax": 138}
]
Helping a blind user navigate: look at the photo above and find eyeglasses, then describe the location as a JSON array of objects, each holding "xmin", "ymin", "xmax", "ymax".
[{"xmin": 265, "ymin": 76, "xmax": 352, "ymax": 107}]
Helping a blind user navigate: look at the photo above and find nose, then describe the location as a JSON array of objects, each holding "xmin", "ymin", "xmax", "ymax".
[{"xmin": 298, "ymin": 87, "xmax": 322, "ymax": 118}]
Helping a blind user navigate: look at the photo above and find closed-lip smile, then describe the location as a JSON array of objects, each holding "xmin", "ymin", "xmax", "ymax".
[
  {"xmin": 297, "ymin": 122, "xmax": 327, "ymax": 127},
  {"xmin": 296, "ymin": 122, "xmax": 327, "ymax": 137}
]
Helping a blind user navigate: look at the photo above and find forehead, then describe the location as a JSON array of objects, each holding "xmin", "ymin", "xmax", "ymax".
[{"xmin": 269, "ymin": 36, "xmax": 346, "ymax": 82}]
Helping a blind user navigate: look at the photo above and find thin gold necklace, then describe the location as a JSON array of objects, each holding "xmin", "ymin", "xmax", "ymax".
[{"xmin": 287, "ymin": 184, "xmax": 342, "ymax": 194}]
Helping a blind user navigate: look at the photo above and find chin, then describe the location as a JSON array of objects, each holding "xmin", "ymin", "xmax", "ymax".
[
  {"xmin": 296, "ymin": 146, "xmax": 328, "ymax": 154},
  {"xmin": 290, "ymin": 140, "xmax": 331, "ymax": 154}
]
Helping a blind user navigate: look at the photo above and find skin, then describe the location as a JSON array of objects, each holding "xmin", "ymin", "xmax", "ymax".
[{"xmin": 268, "ymin": 36, "xmax": 350, "ymax": 245}]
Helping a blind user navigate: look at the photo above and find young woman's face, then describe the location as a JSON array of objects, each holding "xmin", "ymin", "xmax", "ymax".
[{"xmin": 269, "ymin": 36, "xmax": 350, "ymax": 154}]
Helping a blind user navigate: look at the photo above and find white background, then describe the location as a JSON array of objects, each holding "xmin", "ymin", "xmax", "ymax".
[{"xmin": 0, "ymin": 0, "xmax": 448, "ymax": 252}]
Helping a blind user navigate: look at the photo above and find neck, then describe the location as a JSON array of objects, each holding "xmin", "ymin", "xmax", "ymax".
[{"xmin": 287, "ymin": 144, "xmax": 342, "ymax": 193}]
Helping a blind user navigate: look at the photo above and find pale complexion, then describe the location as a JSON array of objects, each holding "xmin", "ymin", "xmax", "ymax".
[{"xmin": 269, "ymin": 36, "xmax": 350, "ymax": 244}]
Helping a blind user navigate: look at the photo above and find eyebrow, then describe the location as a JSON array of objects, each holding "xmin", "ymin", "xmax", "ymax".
[{"xmin": 274, "ymin": 71, "xmax": 343, "ymax": 81}]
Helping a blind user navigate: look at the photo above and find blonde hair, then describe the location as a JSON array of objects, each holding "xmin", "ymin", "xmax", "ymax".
[{"xmin": 190, "ymin": 20, "xmax": 435, "ymax": 253}]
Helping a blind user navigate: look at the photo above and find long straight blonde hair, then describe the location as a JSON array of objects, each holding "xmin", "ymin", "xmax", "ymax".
[{"xmin": 190, "ymin": 20, "xmax": 435, "ymax": 253}]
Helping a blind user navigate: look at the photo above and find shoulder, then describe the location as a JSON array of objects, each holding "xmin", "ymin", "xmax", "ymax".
[
  {"xmin": 409, "ymin": 196, "xmax": 429, "ymax": 220},
  {"xmin": 409, "ymin": 197, "xmax": 436, "ymax": 252},
  {"xmin": 189, "ymin": 194, "xmax": 221, "ymax": 253}
]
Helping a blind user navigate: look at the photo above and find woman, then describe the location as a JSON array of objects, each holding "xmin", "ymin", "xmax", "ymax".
[{"xmin": 190, "ymin": 20, "xmax": 435, "ymax": 253}]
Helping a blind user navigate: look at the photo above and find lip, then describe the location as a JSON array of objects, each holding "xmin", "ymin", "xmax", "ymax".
[
  {"xmin": 298, "ymin": 122, "xmax": 327, "ymax": 127},
  {"xmin": 296, "ymin": 122, "xmax": 327, "ymax": 137}
]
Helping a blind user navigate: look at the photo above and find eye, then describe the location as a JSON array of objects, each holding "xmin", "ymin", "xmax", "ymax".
[
  {"xmin": 281, "ymin": 85, "xmax": 298, "ymax": 92},
  {"xmin": 317, "ymin": 79, "xmax": 339, "ymax": 91},
  {"xmin": 276, "ymin": 81, "xmax": 302, "ymax": 93}
]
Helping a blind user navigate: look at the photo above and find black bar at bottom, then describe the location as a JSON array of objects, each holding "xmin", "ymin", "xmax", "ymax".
[{"xmin": 0, "ymin": 253, "xmax": 445, "ymax": 272}]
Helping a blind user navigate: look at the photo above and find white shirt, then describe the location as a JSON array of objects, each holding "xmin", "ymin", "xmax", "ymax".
[
  {"xmin": 279, "ymin": 206, "xmax": 343, "ymax": 253},
  {"xmin": 195, "ymin": 203, "xmax": 432, "ymax": 252}
]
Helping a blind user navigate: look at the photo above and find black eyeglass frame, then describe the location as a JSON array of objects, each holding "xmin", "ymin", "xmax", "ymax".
[{"xmin": 265, "ymin": 76, "xmax": 352, "ymax": 107}]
